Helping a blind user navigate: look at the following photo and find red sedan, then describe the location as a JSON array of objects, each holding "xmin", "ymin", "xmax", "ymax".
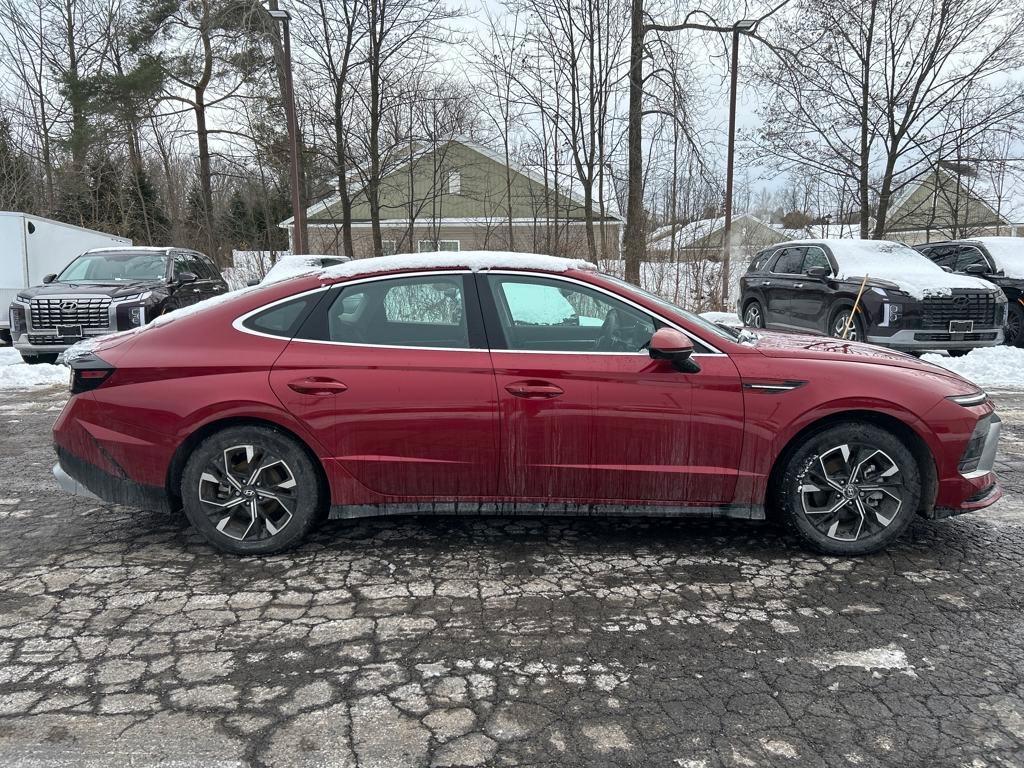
[{"xmin": 52, "ymin": 253, "xmax": 1002, "ymax": 556}]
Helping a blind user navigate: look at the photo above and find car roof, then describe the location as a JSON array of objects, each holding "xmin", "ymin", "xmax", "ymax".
[{"xmin": 318, "ymin": 251, "xmax": 597, "ymax": 283}]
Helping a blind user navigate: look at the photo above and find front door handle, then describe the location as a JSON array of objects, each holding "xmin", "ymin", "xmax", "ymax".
[
  {"xmin": 288, "ymin": 377, "xmax": 348, "ymax": 395},
  {"xmin": 505, "ymin": 380, "xmax": 564, "ymax": 399},
  {"xmin": 794, "ymin": 283, "xmax": 804, "ymax": 288},
  {"xmin": 761, "ymin": 280, "xmax": 772, "ymax": 286}
]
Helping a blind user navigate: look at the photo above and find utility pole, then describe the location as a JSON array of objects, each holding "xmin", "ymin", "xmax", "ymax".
[{"xmin": 268, "ymin": 5, "xmax": 307, "ymax": 254}]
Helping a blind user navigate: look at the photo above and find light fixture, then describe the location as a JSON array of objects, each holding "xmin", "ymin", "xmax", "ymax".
[
  {"xmin": 735, "ymin": 18, "xmax": 759, "ymax": 32},
  {"xmin": 267, "ymin": 8, "xmax": 290, "ymax": 21}
]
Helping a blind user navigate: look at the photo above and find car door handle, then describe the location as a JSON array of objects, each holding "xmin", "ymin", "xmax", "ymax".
[
  {"xmin": 793, "ymin": 283, "xmax": 804, "ymax": 288},
  {"xmin": 288, "ymin": 377, "xmax": 348, "ymax": 395},
  {"xmin": 505, "ymin": 380, "xmax": 564, "ymax": 399},
  {"xmin": 761, "ymin": 280, "xmax": 772, "ymax": 286}
]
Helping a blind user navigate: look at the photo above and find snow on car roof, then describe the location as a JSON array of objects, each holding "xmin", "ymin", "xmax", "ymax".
[
  {"xmin": 970, "ymin": 237, "xmax": 1024, "ymax": 279},
  {"xmin": 262, "ymin": 254, "xmax": 345, "ymax": 283},
  {"xmin": 779, "ymin": 239, "xmax": 994, "ymax": 298},
  {"xmin": 319, "ymin": 251, "xmax": 596, "ymax": 280}
]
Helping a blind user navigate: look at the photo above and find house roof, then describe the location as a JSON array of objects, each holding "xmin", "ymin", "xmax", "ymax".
[
  {"xmin": 648, "ymin": 214, "xmax": 783, "ymax": 250},
  {"xmin": 279, "ymin": 138, "xmax": 622, "ymax": 228}
]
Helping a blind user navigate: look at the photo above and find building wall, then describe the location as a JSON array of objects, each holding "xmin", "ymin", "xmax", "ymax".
[{"xmin": 303, "ymin": 221, "xmax": 622, "ymax": 260}]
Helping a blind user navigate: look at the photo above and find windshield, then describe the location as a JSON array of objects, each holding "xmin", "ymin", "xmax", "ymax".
[
  {"xmin": 58, "ymin": 252, "xmax": 169, "ymax": 282},
  {"xmin": 599, "ymin": 274, "xmax": 739, "ymax": 342}
]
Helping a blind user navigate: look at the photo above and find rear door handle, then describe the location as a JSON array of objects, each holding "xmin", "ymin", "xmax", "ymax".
[
  {"xmin": 288, "ymin": 377, "xmax": 348, "ymax": 395},
  {"xmin": 794, "ymin": 283, "xmax": 804, "ymax": 288},
  {"xmin": 505, "ymin": 380, "xmax": 564, "ymax": 399}
]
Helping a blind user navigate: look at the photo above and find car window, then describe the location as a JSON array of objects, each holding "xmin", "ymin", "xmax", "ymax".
[
  {"xmin": 747, "ymin": 250, "xmax": 774, "ymax": 273},
  {"xmin": 318, "ymin": 275, "xmax": 470, "ymax": 348},
  {"xmin": 802, "ymin": 247, "xmax": 831, "ymax": 274},
  {"xmin": 242, "ymin": 296, "xmax": 317, "ymax": 337},
  {"xmin": 186, "ymin": 254, "xmax": 210, "ymax": 279},
  {"xmin": 771, "ymin": 247, "xmax": 806, "ymax": 274},
  {"xmin": 197, "ymin": 254, "xmax": 220, "ymax": 280},
  {"xmin": 173, "ymin": 254, "xmax": 193, "ymax": 278},
  {"xmin": 488, "ymin": 275, "xmax": 656, "ymax": 353},
  {"xmin": 923, "ymin": 245, "xmax": 957, "ymax": 269},
  {"xmin": 955, "ymin": 246, "xmax": 987, "ymax": 272}
]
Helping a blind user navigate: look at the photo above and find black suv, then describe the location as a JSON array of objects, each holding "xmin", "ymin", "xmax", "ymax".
[
  {"xmin": 914, "ymin": 237, "xmax": 1024, "ymax": 347},
  {"xmin": 9, "ymin": 247, "xmax": 228, "ymax": 364},
  {"xmin": 738, "ymin": 239, "xmax": 1008, "ymax": 355}
]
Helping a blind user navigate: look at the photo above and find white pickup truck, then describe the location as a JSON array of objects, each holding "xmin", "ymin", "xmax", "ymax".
[{"xmin": 0, "ymin": 212, "xmax": 131, "ymax": 344}]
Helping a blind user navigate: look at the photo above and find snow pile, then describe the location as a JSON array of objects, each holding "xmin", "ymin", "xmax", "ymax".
[
  {"xmin": 320, "ymin": 251, "xmax": 596, "ymax": 280},
  {"xmin": 700, "ymin": 311, "xmax": 743, "ymax": 328},
  {"xmin": 922, "ymin": 345, "xmax": 1024, "ymax": 389},
  {"xmin": 788, "ymin": 239, "xmax": 994, "ymax": 299},
  {"xmin": 0, "ymin": 348, "xmax": 67, "ymax": 389},
  {"xmin": 972, "ymin": 237, "xmax": 1024, "ymax": 279}
]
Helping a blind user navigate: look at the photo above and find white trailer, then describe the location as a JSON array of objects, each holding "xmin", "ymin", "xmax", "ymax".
[{"xmin": 0, "ymin": 212, "xmax": 131, "ymax": 342}]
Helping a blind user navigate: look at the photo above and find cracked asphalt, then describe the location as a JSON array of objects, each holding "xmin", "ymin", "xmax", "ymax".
[{"xmin": 2, "ymin": 384, "xmax": 1024, "ymax": 767}]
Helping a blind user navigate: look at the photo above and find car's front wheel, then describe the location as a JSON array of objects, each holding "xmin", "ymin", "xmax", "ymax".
[
  {"xmin": 181, "ymin": 425, "xmax": 324, "ymax": 555},
  {"xmin": 743, "ymin": 300, "xmax": 765, "ymax": 328},
  {"xmin": 829, "ymin": 307, "xmax": 864, "ymax": 342},
  {"xmin": 1006, "ymin": 302, "xmax": 1023, "ymax": 347},
  {"xmin": 21, "ymin": 353, "xmax": 59, "ymax": 365},
  {"xmin": 775, "ymin": 422, "xmax": 921, "ymax": 555}
]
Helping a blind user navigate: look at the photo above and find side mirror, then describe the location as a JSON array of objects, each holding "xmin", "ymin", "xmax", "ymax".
[
  {"xmin": 805, "ymin": 266, "xmax": 830, "ymax": 279},
  {"xmin": 964, "ymin": 263, "xmax": 986, "ymax": 275},
  {"xmin": 246, "ymin": 278, "xmax": 260, "ymax": 287},
  {"xmin": 940, "ymin": 266, "xmax": 953, "ymax": 273},
  {"xmin": 42, "ymin": 273, "xmax": 57, "ymax": 284},
  {"xmin": 649, "ymin": 327, "xmax": 700, "ymax": 373},
  {"xmin": 176, "ymin": 271, "xmax": 198, "ymax": 284}
]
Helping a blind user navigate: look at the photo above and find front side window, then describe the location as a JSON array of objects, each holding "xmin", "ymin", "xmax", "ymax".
[
  {"xmin": 771, "ymin": 247, "xmax": 807, "ymax": 274},
  {"xmin": 802, "ymin": 247, "xmax": 832, "ymax": 273},
  {"xmin": 488, "ymin": 275, "xmax": 655, "ymax": 353},
  {"xmin": 955, "ymin": 246, "xmax": 987, "ymax": 272},
  {"xmin": 921, "ymin": 245, "xmax": 956, "ymax": 269},
  {"xmin": 309, "ymin": 275, "xmax": 470, "ymax": 349}
]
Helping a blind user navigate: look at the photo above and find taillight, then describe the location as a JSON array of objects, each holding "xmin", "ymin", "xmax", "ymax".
[{"xmin": 69, "ymin": 353, "xmax": 115, "ymax": 394}]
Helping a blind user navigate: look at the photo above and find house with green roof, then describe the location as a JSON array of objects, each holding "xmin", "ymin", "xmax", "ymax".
[{"xmin": 279, "ymin": 139, "xmax": 622, "ymax": 259}]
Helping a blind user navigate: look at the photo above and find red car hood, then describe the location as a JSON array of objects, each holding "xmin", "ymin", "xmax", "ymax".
[{"xmin": 750, "ymin": 330, "xmax": 978, "ymax": 387}]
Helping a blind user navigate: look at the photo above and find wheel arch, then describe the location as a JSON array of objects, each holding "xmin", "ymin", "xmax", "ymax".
[
  {"xmin": 765, "ymin": 409, "xmax": 938, "ymax": 519},
  {"xmin": 166, "ymin": 416, "xmax": 331, "ymax": 515}
]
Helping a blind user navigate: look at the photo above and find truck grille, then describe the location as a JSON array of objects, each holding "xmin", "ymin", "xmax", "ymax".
[
  {"xmin": 920, "ymin": 293, "xmax": 997, "ymax": 329},
  {"xmin": 30, "ymin": 297, "xmax": 112, "ymax": 330}
]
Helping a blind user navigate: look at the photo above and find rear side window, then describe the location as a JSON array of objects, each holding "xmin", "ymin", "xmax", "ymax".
[
  {"xmin": 747, "ymin": 251, "xmax": 773, "ymax": 273},
  {"xmin": 803, "ymin": 247, "xmax": 831, "ymax": 273},
  {"xmin": 243, "ymin": 295, "xmax": 316, "ymax": 337}
]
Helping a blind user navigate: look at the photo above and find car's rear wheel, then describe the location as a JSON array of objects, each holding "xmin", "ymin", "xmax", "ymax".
[
  {"xmin": 743, "ymin": 300, "xmax": 765, "ymax": 328},
  {"xmin": 947, "ymin": 349, "xmax": 970, "ymax": 358},
  {"xmin": 775, "ymin": 422, "xmax": 921, "ymax": 555},
  {"xmin": 181, "ymin": 425, "xmax": 323, "ymax": 555},
  {"xmin": 829, "ymin": 307, "xmax": 864, "ymax": 342},
  {"xmin": 1006, "ymin": 302, "xmax": 1023, "ymax": 347}
]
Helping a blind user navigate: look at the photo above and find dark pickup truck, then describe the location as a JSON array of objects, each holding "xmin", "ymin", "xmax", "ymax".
[
  {"xmin": 8, "ymin": 246, "xmax": 228, "ymax": 364},
  {"xmin": 738, "ymin": 239, "xmax": 1007, "ymax": 355}
]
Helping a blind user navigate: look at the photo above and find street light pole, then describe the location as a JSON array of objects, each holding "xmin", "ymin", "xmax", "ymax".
[
  {"xmin": 268, "ymin": 7, "xmax": 307, "ymax": 255},
  {"xmin": 720, "ymin": 19, "xmax": 759, "ymax": 310}
]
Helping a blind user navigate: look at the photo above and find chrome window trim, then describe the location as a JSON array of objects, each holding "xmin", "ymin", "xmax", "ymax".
[{"xmin": 232, "ymin": 268, "xmax": 727, "ymax": 356}]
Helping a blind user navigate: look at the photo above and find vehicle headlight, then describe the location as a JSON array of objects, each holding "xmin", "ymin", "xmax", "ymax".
[
  {"xmin": 128, "ymin": 306, "xmax": 145, "ymax": 327},
  {"xmin": 884, "ymin": 303, "xmax": 902, "ymax": 324},
  {"xmin": 9, "ymin": 304, "xmax": 26, "ymax": 335},
  {"xmin": 947, "ymin": 391, "xmax": 988, "ymax": 407}
]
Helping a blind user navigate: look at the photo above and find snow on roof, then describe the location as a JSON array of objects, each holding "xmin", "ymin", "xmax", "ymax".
[
  {"xmin": 319, "ymin": 251, "xmax": 596, "ymax": 280},
  {"xmin": 262, "ymin": 254, "xmax": 348, "ymax": 283},
  {"xmin": 969, "ymin": 237, "xmax": 1024, "ymax": 279},
  {"xmin": 648, "ymin": 214, "xmax": 771, "ymax": 250},
  {"xmin": 780, "ymin": 239, "xmax": 994, "ymax": 298}
]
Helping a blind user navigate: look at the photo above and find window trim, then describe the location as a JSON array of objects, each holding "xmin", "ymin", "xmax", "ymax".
[{"xmin": 233, "ymin": 269, "xmax": 724, "ymax": 356}]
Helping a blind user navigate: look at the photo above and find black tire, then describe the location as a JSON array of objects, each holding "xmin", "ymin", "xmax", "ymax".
[
  {"xmin": 1006, "ymin": 302, "xmax": 1023, "ymax": 347},
  {"xmin": 181, "ymin": 425, "xmax": 323, "ymax": 555},
  {"xmin": 21, "ymin": 353, "xmax": 59, "ymax": 365},
  {"xmin": 743, "ymin": 300, "xmax": 765, "ymax": 328},
  {"xmin": 947, "ymin": 349, "xmax": 970, "ymax": 358},
  {"xmin": 829, "ymin": 306, "xmax": 865, "ymax": 343},
  {"xmin": 774, "ymin": 422, "xmax": 921, "ymax": 556}
]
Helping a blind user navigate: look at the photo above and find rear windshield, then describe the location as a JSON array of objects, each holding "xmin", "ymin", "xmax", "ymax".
[{"xmin": 58, "ymin": 252, "xmax": 169, "ymax": 282}]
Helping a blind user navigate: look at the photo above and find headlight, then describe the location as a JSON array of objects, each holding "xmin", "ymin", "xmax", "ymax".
[
  {"xmin": 884, "ymin": 303, "xmax": 902, "ymax": 324},
  {"xmin": 9, "ymin": 305, "xmax": 26, "ymax": 335},
  {"xmin": 947, "ymin": 391, "xmax": 987, "ymax": 407},
  {"xmin": 129, "ymin": 306, "xmax": 145, "ymax": 327}
]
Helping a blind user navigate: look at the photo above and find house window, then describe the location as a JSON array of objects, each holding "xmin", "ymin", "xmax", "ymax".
[
  {"xmin": 447, "ymin": 171, "xmax": 461, "ymax": 195},
  {"xmin": 418, "ymin": 240, "xmax": 461, "ymax": 253},
  {"xmin": 381, "ymin": 239, "xmax": 397, "ymax": 256}
]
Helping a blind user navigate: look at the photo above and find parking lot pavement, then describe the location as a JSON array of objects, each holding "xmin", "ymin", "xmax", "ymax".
[{"xmin": 1, "ymin": 386, "xmax": 1024, "ymax": 768}]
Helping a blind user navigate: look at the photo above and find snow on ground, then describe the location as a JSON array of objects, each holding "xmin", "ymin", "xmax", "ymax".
[
  {"xmin": 0, "ymin": 348, "xmax": 67, "ymax": 390},
  {"xmin": 922, "ymin": 346, "xmax": 1024, "ymax": 390},
  {"xmin": 700, "ymin": 311, "xmax": 743, "ymax": 328}
]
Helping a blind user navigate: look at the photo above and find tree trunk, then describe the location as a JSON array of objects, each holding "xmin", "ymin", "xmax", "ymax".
[{"xmin": 623, "ymin": 0, "xmax": 645, "ymax": 283}]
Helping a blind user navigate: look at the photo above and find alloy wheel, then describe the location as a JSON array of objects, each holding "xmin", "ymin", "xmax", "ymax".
[
  {"xmin": 744, "ymin": 304, "xmax": 763, "ymax": 328},
  {"xmin": 1007, "ymin": 308, "xmax": 1022, "ymax": 346},
  {"xmin": 832, "ymin": 312, "xmax": 858, "ymax": 341},
  {"xmin": 797, "ymin": 443, "xmax": 904, "ymax": 542},
  {"xmin": 197, "ymin": 444, "xmax": 297, "ymax": 541}
]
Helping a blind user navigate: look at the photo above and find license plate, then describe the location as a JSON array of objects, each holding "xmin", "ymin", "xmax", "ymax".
[
  {"xmin": 57, "ymin": 325, "xmax": 82, "ymax": 338},
  {"xmin": 949, "ymin": 320, "xmax": 974, "ymax": 333}
]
